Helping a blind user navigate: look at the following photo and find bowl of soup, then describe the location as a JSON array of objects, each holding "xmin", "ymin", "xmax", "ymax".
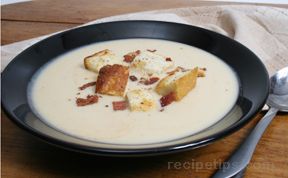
[{"xmin": 1, "ymin": 21, "xmax": 269, "ymax": 156}]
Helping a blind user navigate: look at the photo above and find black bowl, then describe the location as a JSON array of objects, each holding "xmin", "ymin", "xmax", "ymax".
[{"xmin": 1, "ymin": 21, "xmax": 269, "ymax": 156}]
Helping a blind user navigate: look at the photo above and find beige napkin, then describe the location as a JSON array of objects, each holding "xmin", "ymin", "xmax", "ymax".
[{"xmin": 2, "ymin": 5, "xmax": 288, "ymax": 75}]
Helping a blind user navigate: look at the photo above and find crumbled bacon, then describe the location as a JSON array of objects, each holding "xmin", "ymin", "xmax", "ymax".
[
  {"xmin": 139, "ymin": 77, "xmax": 159, "ymax": 85},
  {"xmin": 160, "ymin": 92, "xmax": 176, "ymax": 107},
  {"xmin": 166, "ymin": 57, "xmax": 172, "ymax": 61},
  {"xmin": 147, "ymin": 49, "xmax": 157, "ymax": 52},
  {"xmin": 79, "ymin": 81, "xmax": 96, "ymax": 90},
  {"xmin": 112, "ymin": 101, "xmax": 128, "ymax": 111},
  {"xmin": 129, "ymin": 75, "xmax": 138, "ymax": 81},
  {"xmin": 123, "ymin": 55, "xmax": 133, "ymax": 63},
  {"xmin": 76, "ymin": 95, "xmax": 98, "ymax": 106},
  {"xmin": 123, "ymin": 50, "xmax": 141, "ymax": 63},
  {"xmin": 148, "ymin": 77, "xmax": 160, "ymax": 84}
]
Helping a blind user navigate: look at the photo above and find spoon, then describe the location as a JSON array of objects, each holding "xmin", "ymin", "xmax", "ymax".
[{"xmin": 213, "ymin": 66, "xmax": 288, "ymax": 178}]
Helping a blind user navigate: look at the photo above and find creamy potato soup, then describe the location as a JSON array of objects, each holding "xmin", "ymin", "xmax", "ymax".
[{"xmin": 29, "ymin": 39, "xmax": 239, "ymax": 144}]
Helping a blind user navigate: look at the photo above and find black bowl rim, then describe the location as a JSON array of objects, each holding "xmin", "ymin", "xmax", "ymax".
[{"xmin": 1, "ymin": 20, "xmax": 269, "ymax": 156}]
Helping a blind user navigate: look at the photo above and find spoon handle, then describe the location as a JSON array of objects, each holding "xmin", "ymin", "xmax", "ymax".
[{"xmin": 212, "ymin": 107, "xmax": 278, "ymax": 178}]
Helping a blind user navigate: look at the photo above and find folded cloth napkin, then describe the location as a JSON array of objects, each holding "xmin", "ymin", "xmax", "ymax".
[{"xmin": 2, "ymin": 5, "xmax": 288, "ymax": 75}]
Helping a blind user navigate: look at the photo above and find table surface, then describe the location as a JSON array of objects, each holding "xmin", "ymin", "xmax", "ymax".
[{"xmin": 1, "ymin": 1, "xmax": 288, "ymax": 178}]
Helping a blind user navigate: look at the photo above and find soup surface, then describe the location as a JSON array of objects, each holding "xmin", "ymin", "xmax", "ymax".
[{"xmin": 29, "ymin": 39, "xmax": 239, "ymax": 144}]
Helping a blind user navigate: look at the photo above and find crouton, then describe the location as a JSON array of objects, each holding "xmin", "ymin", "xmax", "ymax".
[
  {"xmin": 84, "ymin": 49, "xmax": 122, "ymax": 73},
  {"xmin": 155, "ymin": 67, "xmax": 198, "ymax": 101},
  {"xmin": 126, "ymin": 89, "xmax": 155, "ymax": 111},
  {"xmin": 96, "ymin": 64, "xmax": 129, "ymax": 96},
  {"xmin": 131, "ymin": 51, "xmax": 174, "ymax": 74}
]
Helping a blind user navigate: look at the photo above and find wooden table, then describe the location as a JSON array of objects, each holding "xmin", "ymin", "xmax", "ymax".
[{"xmin": 1, "ymin": 1, "xmax": 288, "ymax": 178}]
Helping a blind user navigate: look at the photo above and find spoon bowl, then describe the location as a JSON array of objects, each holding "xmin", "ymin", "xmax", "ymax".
[{"xmin": 267, "ymin": 67, "xmax": 288, "ymax": 111}]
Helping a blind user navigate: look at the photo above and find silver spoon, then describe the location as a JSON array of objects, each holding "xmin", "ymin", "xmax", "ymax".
[{"xmin": 213, "ymin": 66, "xmax": 288, "ymax": 178}]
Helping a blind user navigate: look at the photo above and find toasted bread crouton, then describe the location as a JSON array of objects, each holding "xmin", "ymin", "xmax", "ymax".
[
  {"xmin": 155, "ymin": 67, "xmax": 198, "ymax": 101},
  {"xmin": 96, "ymin": 64, "xmax": 129, "ymax": 96},
  {"xmin": 126, "ymin": 89, "xmax": 155, "ymax": 111},
  {"xmin": 131, "ymin": 51, "xmax": 174, "ymax": 74},
  {"xmin": 84, "ymin": 49, "xmax": 122, "ymax": 73}
]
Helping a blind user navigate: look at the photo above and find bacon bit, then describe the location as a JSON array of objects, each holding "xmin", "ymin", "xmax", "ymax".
[
  {"xmin": 139, "ymin": 77, "xmax": 159, "ymax": 85},
  {"xmin": 160, "ymin": 92, "xmax": 176, "ymax": 107},
  {"xmin": 166, "ymin": 57, "xmax": 172, "ymax": 61},
  {"xmin": 160, "ymin": 108, "xmax": 164, "ymax": 112},
  {"xmin": 123, "ymin": 55, "xmax": 133, "ymax": 63},
  {"xmin": 147, "ymin": 49, "xmax": 157, "ymax": 52},
  {"xmin": 123, "ymin": 50, "xmax": 141, "ymax": 63},
  {"xmin": 148, "ymin": 77, "xmax": 159, "ymax": 84},
  {"xmin": 112, "ymin": 101, "xmax": 128, "ymax": 111},
  {"xmin": 76, "ymin": 95, "xmax": 98, "ymax": 106},
  {"xmin": 129, "ymin": 75, "xmax": 138, "ymax": 81},
  {"xmin": 79, "ymin": 81, "xmax": 96, "ymax": 90}
]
